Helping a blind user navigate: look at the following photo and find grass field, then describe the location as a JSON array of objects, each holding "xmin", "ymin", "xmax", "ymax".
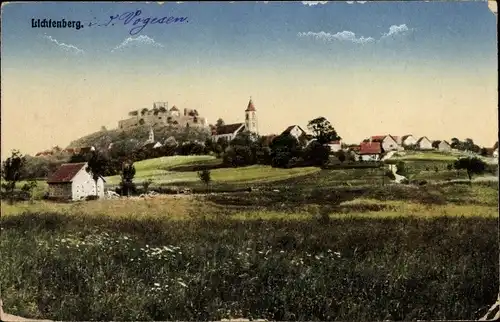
[
  {"xmin": 391, "ymin": 151, "xmax": 463, "ymax": 161},
  {"xmin": 1, "ymin": 182, "xmax": 498, "ymax": 320},
  {"xmin": 2, "ymin": 154, "xmax": 498, "ymax": 320},
  {"xmin": 105, "ymin": 157, "xmax": 320, "ymax": 187}
]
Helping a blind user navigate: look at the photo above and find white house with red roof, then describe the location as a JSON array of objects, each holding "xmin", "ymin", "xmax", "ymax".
[
  {"xmin": 358, "ymin": 141, "xmax": 382, "ymax": 161},
  {"xmin": 47, "ymin": 162, "xmax": 105, "ymax": 201},
  {"xmin": 369, "ymin": 135, "xmax": 400, "ymax": 151},
  {"xmin": 212, "ymin": 97, "xmax": 259, "ymax": 142}
]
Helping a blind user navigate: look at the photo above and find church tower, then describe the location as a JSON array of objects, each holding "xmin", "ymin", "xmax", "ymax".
[
  {"xmin": 245, "ymin": 97, "xmax": 258, "ymax": 134},
  {"xmin": 148, "ymin": 127, "xmax": 155, "ymax": 143}
]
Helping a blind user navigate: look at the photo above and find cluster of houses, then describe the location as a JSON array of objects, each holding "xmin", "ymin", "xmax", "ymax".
[{"xmin": 40, "ymin": 96, "xmax": 498, "ymax": 202}]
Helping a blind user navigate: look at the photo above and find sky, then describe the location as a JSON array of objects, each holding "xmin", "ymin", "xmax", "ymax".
[{"xmin": 1, "ymin": 1, "xmax": 498, "ymax": 159}]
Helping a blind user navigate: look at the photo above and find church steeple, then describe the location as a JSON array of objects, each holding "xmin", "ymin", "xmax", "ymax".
[{"xmin": 245, "ymin": 96, "xmax": 258, "ymax": 134}]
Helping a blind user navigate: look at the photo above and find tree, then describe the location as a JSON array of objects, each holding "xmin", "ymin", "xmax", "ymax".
[
  {"xmin": 453, "ymin": 157, "xmax": 487, "ymax": 181},
  {"xmin": 1, "ymin": 150, "xmax": 26, "ymax": 204},
  {"xmin": 141, "ymin": 108, "xmax": 149, "ymax": 116},
  {"xmin": 101, "ymin": 126, "xmax": 107, "ymax": 132},
  {"xmin": 120, "ymin": 162, "xmax": 136, "ymax": 197},
  {"xmin": 86, "ymin": 151, "xmax": 108, "ymax": 198},
  {"xmin": 198, "ymin": 169, "xmax": 212, "ymax": 191},
  {"xmin": 270, "ymin": 134, "xmax": 303, "ymax": 168},
  {"xmin": 216, "ymin": 118, "xmax": 225, "ymax": 129},
  {"xmin": 142, "ymin": 178, "xmax": 153, "ymax": 193},
  {"xmin": 307, "ymin": 117, "xmax": 341, "ymax": 145},
  {"xmin": 480, "ymin": 147, "xmax": 489, "ymax": 157},
  {"xmin": 21, "ymin": 179, "xmax": 38, "ymax": 203},
  {"xmin": 432, "ymin": 140, "xmax": 441, "ymax": 149},
  {"xmin": 303, "ymin": 141, "xmax": 330, "ymax": 166},
  {"xmin": 222, "ymin": 132, "xmax": 260, "ymax": 167},
  {"xmin": 334, "ymin": 150, "xmax": 347, "ymax": 163},
  {"xmin": 204, "ymin": 138, "xmax": 214, "ymax": 154}
]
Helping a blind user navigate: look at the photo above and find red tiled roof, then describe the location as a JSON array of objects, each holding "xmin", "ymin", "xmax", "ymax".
[
  {"xmin": 245, "ymin": 98, "xmax": 256, "ymax": 112},
  {"xmin": 359, "ymin": 142, "xmax": 382, "ymax": 155},
  {"xmin": 350, "ymin": 145, "xmax": 361, "ymax": 152},
  {"xmin": 47, "ymin": 163, "xmax": 87, "ymax": 184},
  {"xmin": 213, "ymin": 123, "xmax": 245, "ymax": 135},
  {"xmin": 370, "ymin": 135, "xmax": 386, "ymax": 142}
]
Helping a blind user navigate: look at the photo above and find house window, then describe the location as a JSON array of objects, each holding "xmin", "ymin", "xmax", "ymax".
[{"xmin": 246, "ymin": 114, "xmax": 249, "ymax": 120}]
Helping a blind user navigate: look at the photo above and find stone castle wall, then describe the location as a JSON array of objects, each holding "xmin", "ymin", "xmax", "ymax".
[{"xmin": 118, "ymin": 106, "xmax": 207, "ymax": 130}]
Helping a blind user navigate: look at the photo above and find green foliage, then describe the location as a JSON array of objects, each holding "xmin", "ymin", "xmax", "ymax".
[
  {"xmin": 307, "ymin": 117, "xmax": 341, "ymax": 145},
  {"xmin": 86, "ymin": 151, "xmax": 108, "ymax": 196},
  {"xmin": 385, "ymin": 170, "xmax": 396, "ymax": 180},
  {"xmin": 270, "ymin": 134, "xmax": 303, "ymax": 168},
  {"xmin": 302, "ymin": 141, "xmax": 330, "ymax": 166},
  {"xmin": 215, "ymin": 118, "xmax": 225, "ymax": 128},
  {"xmin": 453, "ymin": 157, "xmax": 487, "ymax": 181},
  {"xmin": 198, "ymin": 169, "xmax": 212, "ymax": 188},
  {"xmin": 335, "ymin": 150, "xmax": 347, "ymax": 163},
  {"xmin": 0, "ymin": 212, "xmax": 497, "ymax": 321},
  {"xmin": 142, "ymin": 178, "xmax": 154, "ymax": 193},
  {"xmin": 450, "ymin": 138, "xmax": 481, "ymax": 153},
  {"xmin": 120, "ymin": 162, "xmax": 136, "ymax": 196},
  {"xmin": 20, "ymin": 180, "xmax": 38, "ymax": 203},
  {"xmin": 222, "ymin": 132, "xmax": 266, "ymax": 167},
  {"xmin": 395, "ymin": 161, "xmax": 408, "ymax": 177},
  {"xmin": 1, "ymin": 150, "xmax": 27, "ymax": 203}
]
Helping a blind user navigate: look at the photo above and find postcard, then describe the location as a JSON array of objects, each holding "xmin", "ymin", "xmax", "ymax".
[{"xmin": 0, "ymin": 1, "xmax": 498, "ymax": 321}]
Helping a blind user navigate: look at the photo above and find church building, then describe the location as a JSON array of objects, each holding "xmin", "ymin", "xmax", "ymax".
[{"xmin": 212, "ymin": 97, "xmax": 259, "ymax": 142}]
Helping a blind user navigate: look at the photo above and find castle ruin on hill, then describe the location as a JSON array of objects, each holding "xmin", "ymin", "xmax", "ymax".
[{"xmin": 118, "ymin": 102, "xmax": 208, "ymax": 130}]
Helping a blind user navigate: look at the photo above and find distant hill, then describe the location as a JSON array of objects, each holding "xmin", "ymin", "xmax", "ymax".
[{"xmin": 67, "ymin": 125, "xmax": 212, "ymax": 150}]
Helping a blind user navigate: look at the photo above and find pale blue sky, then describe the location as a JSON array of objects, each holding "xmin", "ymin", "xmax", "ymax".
[{"xmin": 1, "ymin": 1, "xmax": 497, "ymax": 158}]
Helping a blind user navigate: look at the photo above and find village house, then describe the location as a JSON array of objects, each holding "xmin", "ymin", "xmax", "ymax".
[
  {"xmin": 369, "ymin": 135, "xmax": 400, "ymax": 152},
  {"xmin": 416, "ymin": 136, "xmax": 433, "ymax": 150},
  {"xmin": 401, "ymin": 134, "xmax": 417, "ymax": 147},
  {"xmin": 357, "ymin": 141, "xmax": 382, "ymax": 161},
  {"xmin": 212, "ymin": 97, "xmax": 258, "ymax": 142},
  {"xmin": 142, "ymin": 127, "xmax": 163, "ymax": 149},
  {"xmin": 47, "ymin": 162, "xmax": 105, "ymax": 201},
  {"xmin": 282, "ymin": 125, "xmax": 307, "ymax": 140},
  {"xmin": 437, "ymin": 140, "xmax": 451, "ymax": 152},
  {"xmin": 326, "ymin": 140, "xmax": 342, "ymax": 153}
]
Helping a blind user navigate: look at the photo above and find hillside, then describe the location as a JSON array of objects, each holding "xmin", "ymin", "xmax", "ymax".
[{"xmin": 67, "ymin": 125, "xmax": 212, "ymax": 150}]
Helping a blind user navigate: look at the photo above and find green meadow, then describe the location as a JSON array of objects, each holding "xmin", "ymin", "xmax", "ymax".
[{"xmin": 1, "ymin": 154, "xmax": 498, "ymax": 321}]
